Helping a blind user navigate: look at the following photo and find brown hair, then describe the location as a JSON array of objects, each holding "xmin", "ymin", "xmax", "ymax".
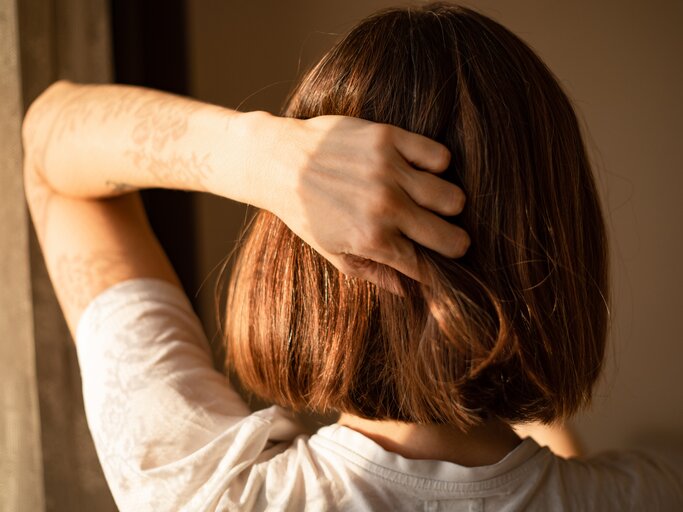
[{"xmin": 222, "ymin": 3, "xmax": 609, "ymax": 429}]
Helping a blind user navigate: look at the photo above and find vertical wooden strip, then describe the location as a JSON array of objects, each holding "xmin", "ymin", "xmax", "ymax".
[
  {"xmin": 0, "ymin": 0, "xmax": 46, "ymax": 510},
  {"xmin": 15, "ymin": 0, "xmax": 117, "ymax": 510}
]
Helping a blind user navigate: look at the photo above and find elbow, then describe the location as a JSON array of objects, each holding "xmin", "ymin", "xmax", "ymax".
[
  {"xmin": 22, "ymin": 79, "xmax": 74, "ymax": 155},
  {"xmin": 22, "ymin": 80, "xmax": 75, "ymax": 194}
]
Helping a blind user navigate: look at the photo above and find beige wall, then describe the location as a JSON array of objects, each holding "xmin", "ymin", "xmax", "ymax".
[
  {"xmin": 187, "ymin": 0, "xmax": 683, "ymax": 452},
  {"xmin": 0, "ymin": 1, "xmax": 45, "ymax": 509}
]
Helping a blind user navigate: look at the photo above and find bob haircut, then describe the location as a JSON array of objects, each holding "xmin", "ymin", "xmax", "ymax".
[{"xmin": 223, "ymin": 2, "xmax": 609, "ymax": 429}]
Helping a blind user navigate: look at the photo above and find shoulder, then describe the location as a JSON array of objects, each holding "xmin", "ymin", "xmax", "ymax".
[{"xmin": 549, "ymin": 449, "xmax": 683, "ymax": 511}]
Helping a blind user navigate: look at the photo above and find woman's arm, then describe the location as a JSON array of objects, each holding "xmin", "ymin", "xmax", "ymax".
[
  {"xmin": 22, "ymin": 80, "xmax": 269, "ymax": 202},
  {"xmin": 22, "ymin": 80, "xmax": 469, "ymax": 334},
  {"xmin": 23, "ymin": 80, "xmax": 469, "ymax": 284}
]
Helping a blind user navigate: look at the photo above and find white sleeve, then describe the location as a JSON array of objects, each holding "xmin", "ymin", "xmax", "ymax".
[{"xmin": 75, "ymin": 278, "xmax": 307, "ymax": 511}]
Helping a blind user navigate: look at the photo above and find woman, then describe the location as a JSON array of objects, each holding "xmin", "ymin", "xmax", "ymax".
[{"xmin": 22, "ymin": 3, "xmax": 681, "ymax": 511}]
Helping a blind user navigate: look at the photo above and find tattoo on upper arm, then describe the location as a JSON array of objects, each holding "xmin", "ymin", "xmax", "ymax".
[{"xmin": 53, "ymin": 250, "xmax": 131, "ymax": 317}]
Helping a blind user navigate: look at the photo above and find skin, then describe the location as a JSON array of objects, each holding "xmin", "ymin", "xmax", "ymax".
[
  {"xmin": 337, "ymin": 414, "xmax": 582, "ymax": 464},
  {"xmin": 337, "ymin": 413, "xmax": 524, "ymax": 466},
  {"xmin": 22, "ymin": 80, "xmax": 578, "ymax": 465}
]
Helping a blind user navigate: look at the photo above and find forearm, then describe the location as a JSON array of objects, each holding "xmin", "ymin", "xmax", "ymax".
[{"xmin": 21, "ymin": 80, "xmax": 275, "ymax": 206}]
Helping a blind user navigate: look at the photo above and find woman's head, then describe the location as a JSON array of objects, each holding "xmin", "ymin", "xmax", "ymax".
[{"xmin": 224, "ymin": 2, "xmax": 609, "ymax": 429}]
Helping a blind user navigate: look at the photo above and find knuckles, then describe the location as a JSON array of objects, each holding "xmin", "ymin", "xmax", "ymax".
[
  {"xmin": 368, "ymin": 124, "xmax": 394, "ymax": 153},
  {"xmin": 365, "ymin": 185, "xmax": 400, "ymax": 218}
]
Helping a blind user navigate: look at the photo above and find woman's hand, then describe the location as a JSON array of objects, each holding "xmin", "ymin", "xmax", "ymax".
[{"xmin": 247, "ymin": 112, "xmax": 470, "ymax": 284}]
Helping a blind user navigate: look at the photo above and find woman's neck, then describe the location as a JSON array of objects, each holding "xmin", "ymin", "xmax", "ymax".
[{"xmin": 336, "ymin": 413, "xmax": 522, "ymax": 467}]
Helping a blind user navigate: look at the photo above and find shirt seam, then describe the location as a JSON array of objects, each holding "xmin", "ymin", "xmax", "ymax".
[{"xmin": 309, "ymin": 433, "xmax": 541, "ymax": 496}]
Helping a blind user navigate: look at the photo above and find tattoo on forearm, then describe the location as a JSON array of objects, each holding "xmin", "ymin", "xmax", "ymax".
[
  {"xmin": 131, "ymin": 95, "xmax": 197, "ymax": 151},
  {"xmin": 52, "ymin": 84, "xmax": 215, "ymax": 191},
  {"xmin": 125, "ymin": 149, "xmax": 212, "ymax": 188},
  {"xmin": 126, "ymin": 94, "xmax": 214, "ymax": 189}
]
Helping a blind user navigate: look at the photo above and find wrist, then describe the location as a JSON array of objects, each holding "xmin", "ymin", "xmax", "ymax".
[{"xmin": 226, "ymin": 110, "xmax": 299, "ymax": 216}]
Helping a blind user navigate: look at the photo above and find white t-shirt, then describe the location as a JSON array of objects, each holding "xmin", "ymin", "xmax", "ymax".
[{"xmin": 75, "ymin": 278, "xmax": 683, "ymax": 511}]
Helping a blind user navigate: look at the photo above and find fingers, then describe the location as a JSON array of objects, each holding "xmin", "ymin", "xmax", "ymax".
[
  {"xmin": 333, "ymin": 253, "xmax": 384, "ymax": 287},
  {"xmin": 398, "ymin": 205, "xmax": 470, "ymax": 259},
  {"xmin": 388, "ymin": 132, "xmax": 468, "ymax": 257},
  {"xmin": 330, "ymin": 238, "xmax": 423, "ymax": 286},
  {"xmin": 370, "ymin": 235, "xmax": 423, "ymax": 284},
  {"xmin": 396, "ymin": 163, "xmax": 466, "ymax": 217},
  {"xmin": 391, "ymin": 127, "xmax": 451, "ymax": 173}
]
